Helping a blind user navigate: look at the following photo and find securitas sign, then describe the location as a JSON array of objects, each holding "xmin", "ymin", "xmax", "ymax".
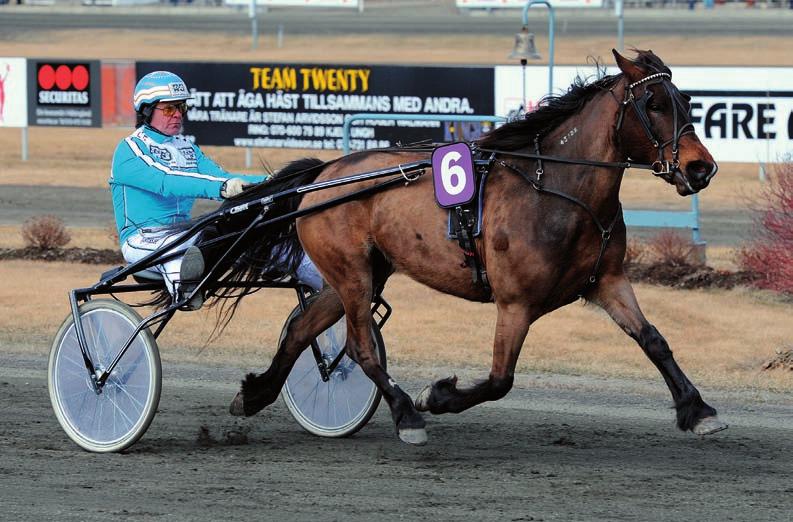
[{"xmin": 28, "ymin": 60, "xmax": 101, "ymax": 127}]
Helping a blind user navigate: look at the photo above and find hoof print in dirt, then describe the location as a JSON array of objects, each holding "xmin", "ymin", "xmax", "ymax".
[
  {"xmin": 196, "ymin": 425, "xmax": 251, "ymax": 446},
  {"xmin": 196, "ymin": 425, "xmax": 216, "ymax": 447}
]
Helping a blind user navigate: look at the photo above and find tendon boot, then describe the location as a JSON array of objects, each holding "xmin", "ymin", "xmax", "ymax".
[{"xmin": 177, "ymin": 246, "xmax": 205, "ymax": 311}]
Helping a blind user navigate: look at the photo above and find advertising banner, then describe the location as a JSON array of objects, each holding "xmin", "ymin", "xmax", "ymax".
[
  {"xmin": 27, "ymin": 60, "xmax": 102, "ymax": 127},
  {"xmin": 495, "ymin": 64, "xmax": 793, "ymax": 163},
  {"xmin": 223, "ymin": 0, "xmax": 359, "ymax": 6},
  {"xmin": 456, "ymin": 0, "xmax": 603, "ymax": 9},
  {"xmin": 0, "ymin": 57, "xmax": 28, "ymax": 128},
  {"xmin": 136, "ymin": 62, "xmax": 495, "ymax": 151}
]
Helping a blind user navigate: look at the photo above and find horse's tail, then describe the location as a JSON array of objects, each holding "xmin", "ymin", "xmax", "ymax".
[
  {"xmin": 220, "ymin": 156, "xmax": 326, "ymax": 285},
  {"xmin": 202, "ymin": 157, "xmax": 328, "ymax": 342}
]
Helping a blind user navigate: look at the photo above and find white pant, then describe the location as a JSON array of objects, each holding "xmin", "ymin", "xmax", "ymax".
[
  {"xmin": 122, "ymin": 228, "xmax": 324, "ymax": 296},
  {"xmin": 122, "ymin": 229, "xmax": 200, "ymax": 296}
]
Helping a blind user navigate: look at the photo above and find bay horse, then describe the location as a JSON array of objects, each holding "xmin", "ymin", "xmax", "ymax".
[{"xmin": 225, "ymin": 50, "xmax": 726, "ymax": 445}]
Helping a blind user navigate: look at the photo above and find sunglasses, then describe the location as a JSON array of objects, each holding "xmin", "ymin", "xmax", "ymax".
[{"xmin": 155, "ymin": 101, "xmax": 188, "ymax": 117}]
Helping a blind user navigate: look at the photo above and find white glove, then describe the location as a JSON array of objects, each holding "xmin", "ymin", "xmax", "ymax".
[{"xmin": 221, "ymin": 178, "xmax": 249, "ymax": 199}]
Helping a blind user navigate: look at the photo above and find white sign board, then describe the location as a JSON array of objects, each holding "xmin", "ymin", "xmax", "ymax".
[
  {"xmin": 0, "ymin": 57, "xmax": 28, "ymax": 128},
  {"xmin": 457, "ymin": 0, "xmax": 603, "ymax": 9},
  {"xmin": 494, "ymin": 64, "xmax": 793, "ymax": 163},
  {"xmin": 224, "ymin": 0, "xmax": 360, "ymax": 6}
]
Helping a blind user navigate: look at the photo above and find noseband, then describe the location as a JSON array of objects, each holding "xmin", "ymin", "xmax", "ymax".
[{"xmin": 613, "ymin": 72, "xmax": 695, "ymax": 181}]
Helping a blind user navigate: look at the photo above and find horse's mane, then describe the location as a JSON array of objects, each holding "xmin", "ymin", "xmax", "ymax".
[{"xmin": 477, "ymin": 50, "xmax": 670, "ymax": 151}]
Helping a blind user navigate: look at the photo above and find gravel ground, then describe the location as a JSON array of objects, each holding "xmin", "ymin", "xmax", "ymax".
[{"xmin": 1, "ymin": 352, "xmax": 792, "ymax": 521}]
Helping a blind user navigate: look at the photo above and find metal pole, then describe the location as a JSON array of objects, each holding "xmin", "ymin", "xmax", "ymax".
[
  {"xmin": 245, "ymin": 147, "xmax": 253, "ymax": 169},
  {"xmin": 249, "ymin": 0, "xmax": 258, "ymax": 50},
  {"xmin": 615, "ymin": 0, "xmax": 624, "ymax": 52},
  {"xmin": 277, "ymin": 24, "xmax": 284, "ymax": 48},
  {"xmin": 520, "ymin": 58, "xmax": 527, "ymax": 113},
  {"xmin": 691, "ymin": 194, "xmax": 702, "ymax": 244},
  {"xmin": 21, "ymin": 127, "xmax": 28, "ymax": 161},
  {"xmin": 522, "ymin": 1, "xmax": 555, "ymax": 96}
]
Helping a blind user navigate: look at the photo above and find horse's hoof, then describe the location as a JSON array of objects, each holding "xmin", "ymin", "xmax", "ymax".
[
  {"xmin": 398, "ymin": 428, "xmax": 428, "ymax": 446},
  {"xmin": 692, "ymin": 416, "xmax": 728, "ymax": 436},
  {"xmin": 229, "ymin": 392, "xmax": 246, "ymax": 417},
  {"xmin": 414, "ymin": 386, "xmax": 431, "ymax": 412}
]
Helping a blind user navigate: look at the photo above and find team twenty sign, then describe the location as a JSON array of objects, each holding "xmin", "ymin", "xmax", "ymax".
[{"xmin": 137, "ymin": 61, "xmax": 494, "ymax": 150}]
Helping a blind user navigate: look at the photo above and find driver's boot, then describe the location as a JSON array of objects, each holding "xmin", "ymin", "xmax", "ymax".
[{"xmin": 177, "ymin": 246, "xmax": 205, "ymax": 311}]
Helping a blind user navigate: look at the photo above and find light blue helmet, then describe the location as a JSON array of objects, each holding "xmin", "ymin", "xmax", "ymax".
[{"xmin": 133, "ymin": 71, "xmax": 193, "ymax": 112}]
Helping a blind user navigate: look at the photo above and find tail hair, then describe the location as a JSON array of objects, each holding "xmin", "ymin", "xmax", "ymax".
[{"xmin": 204, "ymin": 157, "xmax": 327, "ymax": 339}]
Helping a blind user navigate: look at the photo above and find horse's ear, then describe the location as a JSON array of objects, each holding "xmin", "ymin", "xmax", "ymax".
[{"xmin": 612, "ymin": 49, "xmax": 643, "ymax": 81}]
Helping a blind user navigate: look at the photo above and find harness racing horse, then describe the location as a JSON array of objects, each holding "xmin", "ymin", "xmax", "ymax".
[{"xmin": 227, "ymin": 50, "xmax": 726, "ymax": 445}]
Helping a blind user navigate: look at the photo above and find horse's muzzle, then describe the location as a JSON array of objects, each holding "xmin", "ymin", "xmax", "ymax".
[{"xmin": 684, "ymin": 160, "xmax": 718, "ymax": 193}]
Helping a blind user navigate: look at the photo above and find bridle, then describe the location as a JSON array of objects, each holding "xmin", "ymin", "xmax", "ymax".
[{"xmin": 612, "ymin": 71, "xmax": 695, "ymax": 182}]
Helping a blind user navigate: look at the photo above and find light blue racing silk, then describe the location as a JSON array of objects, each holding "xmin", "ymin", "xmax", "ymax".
[{"xmin": 110, "ymin": 125, "xmax": 266, "ymax": 246}]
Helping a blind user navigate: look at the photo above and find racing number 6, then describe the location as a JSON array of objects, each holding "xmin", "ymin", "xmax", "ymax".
[
  {"xmin": 440, "ymin": 151, "xmax": 466, "ymax": 196},
  {"xmin": 431, "ymin": 142, "xmax": 475, "ymax": 208}
]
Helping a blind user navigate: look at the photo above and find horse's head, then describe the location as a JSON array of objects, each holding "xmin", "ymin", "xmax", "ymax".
[{"xmin": 612, "ymin": 49, "xmax": 717, "ymax": 196}]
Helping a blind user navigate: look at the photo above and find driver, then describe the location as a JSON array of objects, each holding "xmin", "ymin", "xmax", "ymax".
[{"xmin": 109, "ymin": 71, "xmax": 322, "ymax": 310}]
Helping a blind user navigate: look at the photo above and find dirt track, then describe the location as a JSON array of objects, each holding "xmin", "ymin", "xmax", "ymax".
[{"xmin": 2, "ymin": 352, "xmax": 792, "ymax": 521}]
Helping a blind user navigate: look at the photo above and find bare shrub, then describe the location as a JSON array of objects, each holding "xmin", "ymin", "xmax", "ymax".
[
  {"xmin": 645, "ymin": 230, "xmax": 700, "ymax": 267},
  {"xmin": 761, "ymin": 347, "xmax": 793, "ymax": 371},
  {"xmin": 624, "ymin": 237, "xmax": 647, "ymax": 266},
  {"xmin": 738, "ymin": 162, "xmax": 793, "ymax": 295},
  {"xmin": 106, "ymin": 222, "xmax": 119, "ymax": 245},
  {"xmin": 21, "ymin": 215, "xmax": 71, "ymax": 249}
]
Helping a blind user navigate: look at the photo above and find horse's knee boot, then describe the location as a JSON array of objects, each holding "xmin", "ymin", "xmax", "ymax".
[{"xmin": 638, "ymin": 324, "xmax": 673, "ymax": 362}]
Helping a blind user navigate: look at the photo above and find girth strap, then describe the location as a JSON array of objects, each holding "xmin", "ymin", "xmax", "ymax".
[
  {"xmin": 499, "ymin": 158, "xmax": 621, "ymax": 295},
  {"xmin": 451, "ymin": 205, "xmax": 491, "ymax": 295}
]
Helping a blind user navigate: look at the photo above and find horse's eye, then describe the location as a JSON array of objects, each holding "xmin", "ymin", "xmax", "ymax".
[{"xmin": 648, "ymin": 103, "xmax": 664, "ymax": 113}]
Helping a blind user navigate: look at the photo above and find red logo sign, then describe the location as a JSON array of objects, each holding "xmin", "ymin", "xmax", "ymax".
[
  {"xmin": 38, "ymin": 64, "xmax": 90, "ymax": 91},
  {"xmin": 36, "ymin": 63, "xmax": 91, "ymax": 106}
]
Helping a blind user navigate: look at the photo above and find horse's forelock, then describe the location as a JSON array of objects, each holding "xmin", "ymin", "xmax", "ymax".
[{"xmin": 631, "ymin": 49, "xmax": 671, "ymax": 77}]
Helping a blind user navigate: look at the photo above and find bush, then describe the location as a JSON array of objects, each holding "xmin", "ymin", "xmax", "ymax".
[
  {"xmin": 645, "ymin": 230, "xmax": 702, "ymax": 267},
  {"xmin": 623, "ymin": 237, "xmax": 647, "ymax": 267},
  {"xmin": 106, "ymin": 222, "xmax": 119, "ymax": 245},
  {"xmin": 738, "ymin": 162, "xmax": 793, "ymax": 294},
  {"xmin": 21, "ymin": 215, "xmax": 71, "ymax": 249}
]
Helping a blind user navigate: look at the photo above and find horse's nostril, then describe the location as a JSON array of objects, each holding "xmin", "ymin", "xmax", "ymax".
[
  {"xmin": 686, "ymin": 160, "xmax": 715, "ymax": 186},
  {"xmin": 706, "ymin": 161, "xmax": 719, "ymax": 182}
]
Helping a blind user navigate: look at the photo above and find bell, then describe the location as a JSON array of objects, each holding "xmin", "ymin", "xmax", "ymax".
[{"xmin": 508, "ymin": 26, "xmax": 541, "ymax": 61}]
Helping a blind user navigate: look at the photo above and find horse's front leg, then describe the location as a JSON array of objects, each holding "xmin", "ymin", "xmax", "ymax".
[
  {"xmin": 229, "ymin": 286, "xmax": 344, "ymax": 417},
  {"xmin": 592, "ymin": 273, "xmax": 727, "ymax": 435},
  {"xmin": 415, "ymin": 301, "xmax": 532, "ymax": 414}
]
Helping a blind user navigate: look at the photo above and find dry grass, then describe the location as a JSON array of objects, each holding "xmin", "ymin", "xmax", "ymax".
[
  {"xmin": 0, "ymin": 126, "xmax": 338, "ymax": 187},
  {"xmin": 0, "ymin": 126, "xmax": 766, "ymax": 217},
  {"xmin": 1, "ymin": 260, "xmax": 790, "ymax": 391},
  {"xmin": 3, "ymin": 30, "xmax": 792, "ymax": 66}
]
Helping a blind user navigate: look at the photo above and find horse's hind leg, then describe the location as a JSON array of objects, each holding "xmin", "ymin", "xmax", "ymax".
[
  {"xmin": 592, "ymin": 274, "xmax": 727, "ymax": 435},
  {"xmin": 322, "ymin": 255, "xmax": 427, "ymax": 445},
  {"xmin": 230, "ymin": 286, "xmax": 344, "ymax": 417},
  {"xmin": 416, "ymin": 301, "xmax": 532, "ymax": 414}
]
